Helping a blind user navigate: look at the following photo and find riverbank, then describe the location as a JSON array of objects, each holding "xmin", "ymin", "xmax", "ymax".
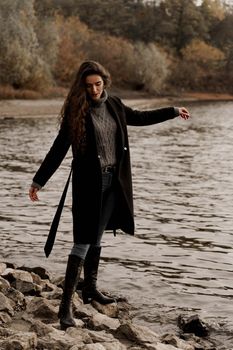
[
  {"xmin": 0, "ymin": 91, "xmax": 233, "ymax": 119},
  {"xmin": 0, "ymin": 261, "xmax": 218, "ymax": 349}
]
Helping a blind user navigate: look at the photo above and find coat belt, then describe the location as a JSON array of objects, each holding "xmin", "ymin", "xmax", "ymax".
[{"xmin": 44, "ymin": 166, "xmax": 72, "ymax": 257}]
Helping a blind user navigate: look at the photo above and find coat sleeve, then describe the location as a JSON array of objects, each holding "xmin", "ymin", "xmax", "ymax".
[
  {"xmin": 121, "ymin": 100, "xmax": 179, "ymax": 126},
  {"xmin": 32, "ymin": 125, "xmax": 71, "ymax": 188}
]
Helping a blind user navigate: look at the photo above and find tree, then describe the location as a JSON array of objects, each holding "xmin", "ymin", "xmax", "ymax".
[
  {"xmin": 133, "ymin": 42, "xmax": 169, "ymax": 93},
  {"xmin": 157, "ymin": 0, "xmax": 209, "ymax": 53},
  {"xmin": 0, "ymin": 0, "xmax": 52, "ymax": 90},
  {"xmin": 169, "ymin": 39, "xmax": 225, "ymax": 90}
]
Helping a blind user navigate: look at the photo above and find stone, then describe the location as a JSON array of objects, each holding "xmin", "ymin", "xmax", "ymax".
[
  {"xmin": 0, "ymin": 330, "xmax": 37, "ymax": 350},
  {"xmin": 161, "ymin": 333, "xmax": 195, "ymax": 350},
  {"xmin": 178, "ymin": 314, "xmax": 209, "ymax": 337},
  {"xmin": 2, "ymin": 268, "xmax": 33, "ymax": 283},
  {"xmin": 19, "ymin": 266, "xmax": 51, "ymax": 280},
  {"xmin": 87, "ymin": 329, "xmax": 116, "ymax": 343},
  {"xmin": 0, "ymin": 262, "xmax": 219, "ymax": 350},
  {"xmin": 1, "ymin": 268, "xmax": 41, "ymax": 295},
  {"xmin": 145, "ymin": 343, "xmax": 183, "ymax": 350},
  {"xmin": 52, "ymin": 275, "xmax": 65, "ymax": 288},
  {"xmin": 101, "ymin": 341, "xmax": 127, "ymax": 350},
  {"xmin": 29, "ymin": 318, "xmax": 54, "ymax": 337},
  {"xmin": 117, "ymin": 321, "xmax": 159, "ymax": 345},
  {"xmin": 0, "ymin": 326, "xmax": 15, "ymax": 337},
  {"xmin": 87, "ymin": 330, "xmax": 127, "ymax": 350},
  {"xmin": 181, "ymin": 333, "xmax": 216, "ymax": 350},
  {"xmin": 40, "ymin": 279, "xmax": 63, "ymax": 301},
  {"xmin": 0, "ymin": 291, "xmax": 14, "ymax": 316},
  {"xmin": 74, "ymin": 301, "xmax": 98, "ymax": 319},
  {"xmin": 30, "ymin": 272, "xmax": 42, "ymax": 286},
  {"xmin": 38, "ymin": 328, "xmax": 85, "ymax": 350},
  {"xmin": 4, "ymin": 261, "xmax": 17, "ymax": 269},
  {"xmin": 27, "ymin": 296, "xmax": 58, "ymax": 322},
  {"xmin": 0, "ymin": 276, "xmax": 10, "ymax": 291},
  {"xmin": 66, "ymin": 326, "xmax": 92, "ymax": 343},
  {"xmin": 88, "ymin": 312, "xmax": 121, "ymax": 331},
  {"xmin": 0, "ymin": 262, "xmax": 7, "ymax": 275},
  {"xmin": 5, "ymin": 286, "xmax": 26, "ymax": 312},
  {"xmin": 79, "ymin": 345, "xmax": 106, "ymax": 350},
  {"xmin": 92, "ymin": 300, "xmax": 118, "ymax": 318},
  {"xmin": 0, "ymin": 311, "xmax": 12, "ymax": 324}
]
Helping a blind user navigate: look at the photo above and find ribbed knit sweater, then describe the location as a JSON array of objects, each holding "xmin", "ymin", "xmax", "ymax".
[{"xmin": 90, "ymin": 90, "xmax": 117, "ymax": 168}]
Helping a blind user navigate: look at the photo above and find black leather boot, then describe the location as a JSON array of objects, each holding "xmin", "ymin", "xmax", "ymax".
[
  {"xmin": 58, "ymin": 254, "xmax": 84, "ymax": 330},
  {"xmin": 82, "ymin": 246, "xmax": 115, "ymax": 304}
]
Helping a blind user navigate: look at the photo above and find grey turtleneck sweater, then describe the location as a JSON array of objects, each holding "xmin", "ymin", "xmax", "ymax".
[{"xmin": 90, "ymin": 90, "xmax": 117, "ymax": 168}]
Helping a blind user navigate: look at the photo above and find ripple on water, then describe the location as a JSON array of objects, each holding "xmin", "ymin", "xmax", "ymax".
[{"xmin": 1, "ymin": 102, "xmax": 233, "ymax": 347}]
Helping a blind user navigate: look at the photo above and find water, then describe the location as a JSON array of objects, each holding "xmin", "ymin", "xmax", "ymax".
[{"xmin": 1, "ymin": 100, "xmax": 233, "ymax": 347}]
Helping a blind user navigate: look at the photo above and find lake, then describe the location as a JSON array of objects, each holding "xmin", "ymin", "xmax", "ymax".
[{"xmin": 1, "ymin": 99, "xmax": 233, "ymax": 348}]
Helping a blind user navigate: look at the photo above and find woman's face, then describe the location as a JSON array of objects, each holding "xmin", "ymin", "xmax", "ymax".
[{"xmin": 85, "ymin": 74, "xmax": 104, "ymax": 101}]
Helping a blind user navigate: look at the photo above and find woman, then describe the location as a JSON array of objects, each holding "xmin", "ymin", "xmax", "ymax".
[{"xmin": 29, "ymin": 60, "xmax": 190, "ymax": 330}]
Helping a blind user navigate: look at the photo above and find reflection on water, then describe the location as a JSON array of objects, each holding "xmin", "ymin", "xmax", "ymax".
[{"xmin": 1, "ymin": 100, "xmax": 233, "ymax": 346}]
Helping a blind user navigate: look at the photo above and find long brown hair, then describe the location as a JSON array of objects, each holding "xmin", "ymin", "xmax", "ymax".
[{"xmin": 60, "ymin": 61, "xmax": 111, "ymax": 152}]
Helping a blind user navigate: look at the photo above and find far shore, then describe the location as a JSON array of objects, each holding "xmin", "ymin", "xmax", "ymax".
[{"xmin": 0, "ymin": 91, "xmax": 233, "ymax": 119}]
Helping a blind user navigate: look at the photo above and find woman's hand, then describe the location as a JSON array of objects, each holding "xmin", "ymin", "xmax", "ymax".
[
  {"xmin": 178, "ymin": 107, "xmax": 190, "ymax": 120},
  {"xmin": 29, "ymin": 186, "xmax": 39, "ymax": 201}
]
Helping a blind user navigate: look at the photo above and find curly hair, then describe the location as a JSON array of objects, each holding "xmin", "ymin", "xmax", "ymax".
[{"xmin": 60, "ymin": 61, "xmax": 111, "ymax": 152}]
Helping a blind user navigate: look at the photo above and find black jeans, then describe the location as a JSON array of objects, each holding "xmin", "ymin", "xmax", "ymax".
[{"xmin": 70, "ymin": 171, "xmax": 116, "ymax": 259}]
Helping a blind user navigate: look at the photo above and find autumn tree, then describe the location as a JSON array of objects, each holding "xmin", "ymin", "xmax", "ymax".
[
  {"xmin": 0, "ymin": 0, "xmax": 52, "ymax": 90},
  {"xmin": 170, "ymin": 39, "xmax": 225, "ymax": 90},
  {"xmin": 54, "ymin": 15, "xmax": 90, "ymax": 84}
]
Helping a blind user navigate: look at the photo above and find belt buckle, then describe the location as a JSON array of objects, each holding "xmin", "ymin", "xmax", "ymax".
[
  {"xmin": 103, "ymin": 166, "xmax": 111, "ymax": 173},
  {"xmin": 103, "ymin": 165, "xmax": 114, "ymax": 173}
]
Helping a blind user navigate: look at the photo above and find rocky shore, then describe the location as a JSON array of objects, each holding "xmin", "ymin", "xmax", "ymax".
[{"xmin": 0, "ymin": 261, "xmax": 218, "ymax": 350}]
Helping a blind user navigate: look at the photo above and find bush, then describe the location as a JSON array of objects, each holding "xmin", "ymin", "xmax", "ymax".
[
  {"xmin": 132, "ymin": 42, "xmax": 169, "ymax": 93},
  {"xmin": 54, "ymin": 15, "xmax": 90, "ymax": 85},
  {"xmin": 169, "ymin": 39, "xmax": 225, "ymax": 91},
  {"xmin": 0, "ymin": 0, "xmax": 52, "ymax": 91}
]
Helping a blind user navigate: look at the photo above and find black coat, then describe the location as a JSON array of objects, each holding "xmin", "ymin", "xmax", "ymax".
[{"xmin": 33, "ymin": 96, "xmax": 177, "ymax": 244}]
